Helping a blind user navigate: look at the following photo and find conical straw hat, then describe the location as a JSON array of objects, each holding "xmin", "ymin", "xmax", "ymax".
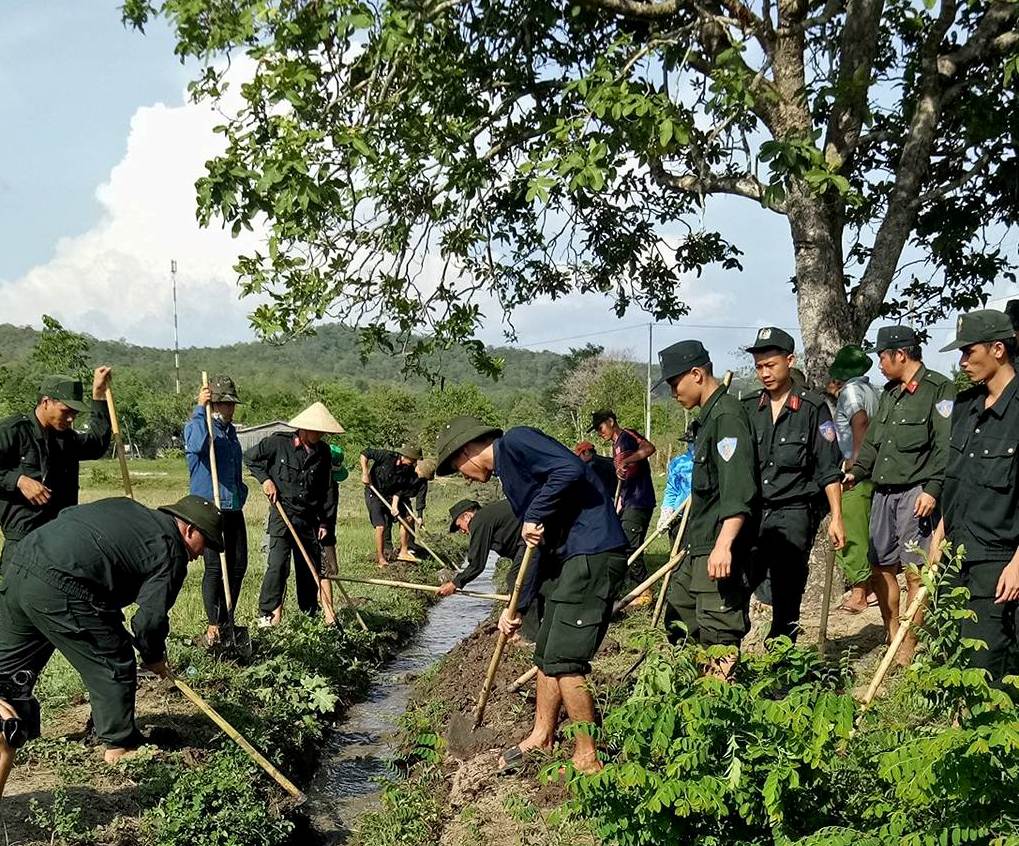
[{"xmin": 288, "ymin": 402, "xmax": 345, "ymax": 434}]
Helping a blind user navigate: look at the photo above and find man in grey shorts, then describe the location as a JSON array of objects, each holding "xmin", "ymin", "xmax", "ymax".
[{"xmin": 845, "ymin": 326, "xmax": 955, "ymax": 664}]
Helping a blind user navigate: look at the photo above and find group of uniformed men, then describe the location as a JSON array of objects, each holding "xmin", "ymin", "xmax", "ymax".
[{"xmin": 0, "ymin": 302, "xmax": 1017, "ymax": 786}]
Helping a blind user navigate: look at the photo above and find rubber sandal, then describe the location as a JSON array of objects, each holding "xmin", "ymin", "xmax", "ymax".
[{"xmin": 496, "ymin": 745, "xmax": 527, "ymax": 775}]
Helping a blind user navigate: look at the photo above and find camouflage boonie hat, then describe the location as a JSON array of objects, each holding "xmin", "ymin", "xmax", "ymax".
[{"xmin": 209, "ymin": 375, "xmax": 242, "ymax": 404}]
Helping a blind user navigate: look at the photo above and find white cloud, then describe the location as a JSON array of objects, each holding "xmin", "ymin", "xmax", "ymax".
[{"xmin": 0, "ymin": 64, "xmax": 262, "ymax": 348}]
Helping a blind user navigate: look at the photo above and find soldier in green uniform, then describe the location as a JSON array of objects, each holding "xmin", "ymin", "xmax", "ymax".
[
  {"xmin": 935, "ymin": 310, "xmax": 1019, "ymax": 680},
  {"xmin": 742, "ymin": 327, "xmax": 846, "ymax": 641},
  {"xmin": 845, "ymin": 325, "xmax": 955, "ymax": 662},
  {"xmin": 0, "ymin": 494, "xmax": 222, "ymax": 771},
  {"xmin": 657, "ymin": 341, "xmax": 758, "ymax": 677},
  {"xmin": 0, "ymin": 368, "xmax": 113, "ymax": 569}
]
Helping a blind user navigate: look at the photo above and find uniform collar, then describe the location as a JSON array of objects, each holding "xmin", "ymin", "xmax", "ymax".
[
  {"xmin": 898, "ymin": 364, "xmax": 927, "ymax": 395},
  {"xmin": 757, "ymin": 388, "xmax": 800, "ymax": 412},
  {"xmin": 700, "ymin": 384, "xmax": 728, "ymax": 420},
  {"xmin": 976, "ymin": 374, "xmax": 1019, "ymax": 419}
]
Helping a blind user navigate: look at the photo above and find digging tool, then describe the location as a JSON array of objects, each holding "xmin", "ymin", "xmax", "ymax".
[
  {"xmin": 614, "ymin": 478, "xmax": 623, "ymax": 512},
  {"xmin": 472, "ymin": 543, "xmax": 537, "ymax": 729},
  {"xmin": 271, "ymin": 498, "xmax": 368, "ymax": 632},
  {"xmin": 172, "ymin": 673, "xmax": 304, "ymax": 802},
  {"xmin": 509, "ymin": 544, "xmax": 692, "ymax": 692},
  {"xmin": 201, "ymin": 372, "xmax": 248, "ymax": 656},
  {"xmin": 651, "ymin": 497, "xmax": 692, "ymax": 627},
  {"xmin": 367, "ymin": 482, "xmax": 452, "ymax": 570},
  {"xmin": 817, "ymin": 534, "xmax": 837, "ymax": 657},
  {"xmin": 625, "ymin": 505, "xmax": 683, "ymax": 567},
  {"xmin": 105, "ymin": 384, "xmax": 133, "ymax": 499},
  {"xmin": 329, "ymin": 575, "xmax": 509, "ymax": 602}
]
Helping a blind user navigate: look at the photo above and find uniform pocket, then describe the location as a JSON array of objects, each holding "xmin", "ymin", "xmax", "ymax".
[
  {"xmin": 549, "ymin": 555, "xmax": 596, "ymax": 602},
  {"xmin": 692, "ymin": 450, "xmax": 713, "ymax": 493},
  {"xmin": 774, "ymin": 434, "xmax": 808, "ymax": 468},
  {"xmin": 894, "ymin": 417, "xmax": 929, "ymax": 451},
  {"xmin": 977, "ymin": 440, "xmax": 1017, "ymax": 491}
]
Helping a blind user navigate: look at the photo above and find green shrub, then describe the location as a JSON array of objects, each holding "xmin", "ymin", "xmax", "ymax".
[
  {"xmin": 354, "ymin": 778, "xmax": 442, "ymax": 846},
  {"xmin": 28, "ymin": 787, "xmax": 95, "ymax": 845},
  {"xmin": 146, "ymin": 751, "xmax": 293, "ymax": 846}
]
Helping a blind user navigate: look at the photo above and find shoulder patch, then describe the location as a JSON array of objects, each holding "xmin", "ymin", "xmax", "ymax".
[
  {"xmin": 819, "ymin": 420, "xmax": 837, "ymax": 442},
  {"xmin": 717, "ymin": 437, "xmax": 738, "ymax": 462},
  {"xmin": 935, "ymin": 399, "xmax": 954, "ymax": 418}
]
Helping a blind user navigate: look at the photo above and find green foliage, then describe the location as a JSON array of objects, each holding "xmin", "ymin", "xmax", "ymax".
[
  {"xmin": 418, "ymin": 382, "xmax": 500, "ymax": 447},
  {"xmin": 566, "ymin": 551, "xmax": 1019, "ymax": 846},
  {"xmin": 353, "ymin": 778, "xmax": 443, "ymax": 846},
  {"xmin": 146, "ymin": 751, "xmax": 294, "ymax": 846},
  {"xmin": 30, "ymin": 315, "xmax": 91, "ymax": 384},
  {"xmin": 28, "ymin": 787, "xmax": 95, "ymax": 845}
]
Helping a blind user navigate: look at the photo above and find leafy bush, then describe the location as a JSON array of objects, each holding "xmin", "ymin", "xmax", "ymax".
[
  {"xmin": 567, "ymin": 547, "xmax": 1019, "ymax": 846},
  {"xmin": 354, "ymin": 778, "xmax": 442, "ymax": 846},
  {"xmin": 146, "ymin": 751, "xmax": 294, "ymax": 846}
]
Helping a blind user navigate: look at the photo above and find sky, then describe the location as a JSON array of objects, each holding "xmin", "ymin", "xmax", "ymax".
[{"xmin": 1, "ymin": 2, "xmax": 1016, "ymax": 379}]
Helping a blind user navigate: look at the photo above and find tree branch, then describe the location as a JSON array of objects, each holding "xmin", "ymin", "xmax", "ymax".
[
  {"xmin": 651, "ymin": 159, "xmax": 787, "ymax": 212},
  {"xmin": 937, "ymin": 1, "xmax": 1019, "ymax": 78},
  {"xmin": 918, "ymin": 147, "xmax": 996, "ymax": 205},
  {"xmin": 578, "ymin": 0, "xmax": 681, "ymax": 18}
]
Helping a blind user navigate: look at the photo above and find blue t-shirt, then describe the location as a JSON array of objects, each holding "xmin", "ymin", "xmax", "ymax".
[{"xmin": 493, "ymin": 427, "xmax": 627, "ymax": 561}]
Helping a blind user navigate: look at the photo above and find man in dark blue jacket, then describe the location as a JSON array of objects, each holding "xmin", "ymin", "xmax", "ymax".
[
  {"xmin": 437, "ymin": 417, "xmax": 627, "ymax": 775},
  {"xmin": 184, "ymin": 375, "xmax": 248, "ymax": 646}
]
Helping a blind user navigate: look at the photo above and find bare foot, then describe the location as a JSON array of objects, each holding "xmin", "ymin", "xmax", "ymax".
[
  {"xmin": 376, "ymin": 558, "xmax": 388, "ymax": 570},
  {"xmin": 104, "ymin": 746, "xmax": 141, "ymax": 764},
  {"xmin": 571, "ymin": 755, "xmax": 603, "ymax": 776}
]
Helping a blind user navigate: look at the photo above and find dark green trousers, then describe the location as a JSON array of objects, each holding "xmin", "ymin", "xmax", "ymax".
[
  {"xmin": 0, "ymin": 565, "xmax": 139, "ymax": 747},
  {"xmin": 750, "ymin": 504, "xmax": 816, "ymax": 642},
  {"xmin": 620, "ymin": 507, "xmax": 653, "ymax": 582},
  {"xmin": 0, "ymin": 538, "xmax": 20, "ymax": 572},
  {"xmin": 956, "ymin": 559, "xmax": 1019, "ymax": 681}
]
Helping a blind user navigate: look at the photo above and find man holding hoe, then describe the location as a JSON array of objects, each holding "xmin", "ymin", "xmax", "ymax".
[
  {"xmin": 436, "ymin": 416, "xmax": 627, "ymax": 775},
  {"xmin": 360, "ymin": 444, "xmax": 427, "ymax": 567},
  {"xmin": 0, "ymin": 493, "xmax": 222, "ymax": 787},
  {"xmin": 0, "ymin": 368, "xmax": 113, "ymax": 570}
]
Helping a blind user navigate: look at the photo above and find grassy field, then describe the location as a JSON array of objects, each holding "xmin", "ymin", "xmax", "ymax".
[{"xmin": 3, "ymin": 455, "xmax": 484, "ymax": 845}]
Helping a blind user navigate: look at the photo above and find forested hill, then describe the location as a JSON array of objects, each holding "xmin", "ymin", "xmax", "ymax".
[{"xmin": 0, "ymin": 322, "xmax": 565, "ymax": 399}]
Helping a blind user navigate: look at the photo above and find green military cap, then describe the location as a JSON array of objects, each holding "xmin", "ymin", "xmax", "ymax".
[
  {"xmin": 588, "ymin": 409, "xmax": 616, "ymax": 432},
  {"xmin": 209, "ymin": 374, "xmax": 242, "ymax": 404},
  {"xmin": 1004, "ymin": 300, "xmax": 1019, "ymax": 331},
  {"xmin": 939, "ymin": 309, "xmax": 1016, "ymax": 352},
  {"xmin": 38, "ymin": 375, "xmax": 88, "ymax": 413},
  {"xmin": 828, "ymin": 344, "xmax": 872, "ymax": 381},
  {"xmin": 435, "ymin": 416, "xmax": 504, "ymax": 476},
  {"xmin": 398, "ymin": 443, "xmax": 423, "ymax": 461},
  {"xmin": 158, "ymin": 494, "xmax": 224, "ymax": 552},
  {"xmin": 448, "ymin": 498, "xmax": 481, "ymax": 533},
  {"xmin": 746, "ymin": 326, "xmax": 795, "ymax": 354},
  {"xmin": 654, "ymin": 340, "xmax": 710, "ymax": 388},
  {"xmin": 873, "ymin": 325, "xmax": 919, "ymax": 353}
]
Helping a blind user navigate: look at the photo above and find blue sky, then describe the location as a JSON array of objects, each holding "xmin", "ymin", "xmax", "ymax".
[{"xmin": 0, "ymin": 2, "xmax": 1012, "ymax": 377}]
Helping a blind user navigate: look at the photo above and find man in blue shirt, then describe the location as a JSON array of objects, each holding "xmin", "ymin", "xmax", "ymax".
[
  {"xmin": 436, "ymin": 416, "xmax": 627, "ymax": 776},
  {"xmin": 184, "ymin": 375, "xmax": 248, "ymax": 647}
]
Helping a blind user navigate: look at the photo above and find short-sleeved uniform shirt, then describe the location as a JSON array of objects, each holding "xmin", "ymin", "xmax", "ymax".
[
  {"xmin": 834, "ymin": 377, "xmax": 880, "ymax": 461},
  {"xmin": 850, "ymin": 365, "xmax": 955, "ymax": 498},
  {"xmin": 743, "ymin": 387, "xmax": 843, "ymax": 506},
  {"xmin": 687, "ymin": 386, "xmax": 759, "ymax": 556},
  {"xmin": 943, "ymin": 377, "xmax": 1019, "ymax": 564},
  {"xmin": 612, "ymin": 429, "xmax": 656, "ymax": 510}
]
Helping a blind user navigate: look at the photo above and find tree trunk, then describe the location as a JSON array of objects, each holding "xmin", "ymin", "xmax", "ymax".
[{"xmin": 786, "ymin": 189, "xmax": 859, "ymax": 387}]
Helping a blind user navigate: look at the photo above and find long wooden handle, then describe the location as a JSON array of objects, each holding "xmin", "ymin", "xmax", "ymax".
[
  {"xmin": 202, "ymin": 372, "xmax": 234, "ymax": 616},
  {"xmin": 473, "ymin": 544, "xmax": 536, "ymax": 728},
  {"xmin": 368, "ymin": 482, "xmax": 452, "ymax": 570},
  {"xmin": 651, "ymin": 497, "xmax": 692, "ymax": 627},
  {"xmin": 173, "ymin": 676, "xmax": 304, "ymax": 801},
  {"xmin": 817, "ymin": 537, "xmax": 837, "ymax": 656},
  {"xmin": 104, "ymin": 386, "xmax": 133, "ymax": 499},
  {"xmin": 272, "ymin": 499, "xmax": 368, "ymax": 632},
  {"xmin": 512, "ymin": 534, "xmax": 692, "ymax": 692},
  {"xmin": 626, "ymin": 504, "xmax": 683, "ymax": 566},
  {"xmin": 328, "ymin": 575, "xmax": 509, "ymax": 602}
]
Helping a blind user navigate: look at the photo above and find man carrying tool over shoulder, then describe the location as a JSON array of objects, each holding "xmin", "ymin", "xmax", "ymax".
[
  {"xmin": 436, "ymin": 417, "xmax": 627, "ymax": 775},
  {"xmin": 244, "ymin": 402, "xmax": 342, "ymax": 627},
  {"xmin": 934, "ymin": 310, "xmax": 1019, "ymax": 681},
  {"xmin": 844, "ymin": 325, "xmax": 954, "ymax": 664},
  {"xmin": 439, "ymin": 498, "xmax": 541, "ymax": 640},
  {"xmin": 0, "ymin": 368, "xmax": 113, "ymax": 570},
  {"xmin": 658, "ymin": 341, "xmax": 758, "ymax": 678},
  {"xmin": 590, "ymin": 410, "xmax": 657, "ymax": 593},
  {"xmin": 184, "ymin": 375, "xmax": 248, "ymax": 648},
  {"xmin": 0, "ymin": 494, "xmax": 222, "ymax": 780},
  {"xmin": 742, "ymin": 327, "xmax": 845, "ymax": 642},
  {"xmin": 360, "ymin": 444, "xmax": 425, "ymax": 567}
]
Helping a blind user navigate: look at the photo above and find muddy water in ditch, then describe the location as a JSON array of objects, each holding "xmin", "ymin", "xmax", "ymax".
[{"xmin": 305, "ymin": 564, "xmax": 497, "ymax": 842}]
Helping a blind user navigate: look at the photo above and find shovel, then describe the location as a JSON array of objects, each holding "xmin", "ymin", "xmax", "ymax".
[
  {"xmin": 201, "ymin": 372, "xmax": 251, "ymax": 659},
  {"xmin": 328, "ymin": 575, "xmax": 509, "ymax": 602}
]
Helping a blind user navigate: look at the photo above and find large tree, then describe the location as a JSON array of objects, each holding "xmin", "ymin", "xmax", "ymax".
[{"xmin": 123, "ymin": 0, "xmax": 1019, "ymax": 379}]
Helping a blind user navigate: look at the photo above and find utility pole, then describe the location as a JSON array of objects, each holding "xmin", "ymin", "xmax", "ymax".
[
  {"xmin": 171, "ymin": 259, "xmax": 181, "ymax": 395},
  {"xmin": 645, "ymin": 323, "xmax": 653, "ymax": 440}
]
